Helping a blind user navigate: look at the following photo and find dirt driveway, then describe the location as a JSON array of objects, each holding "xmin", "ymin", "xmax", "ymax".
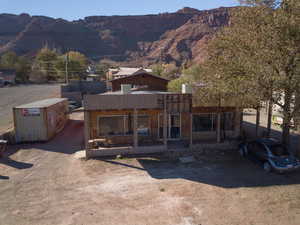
[{"xmin": 1, "ymin": 112, "xmax": 300, "ymax": 225}]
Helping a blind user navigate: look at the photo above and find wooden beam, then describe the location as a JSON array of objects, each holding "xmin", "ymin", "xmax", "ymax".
[
  {"xmin": 256, "ymin": 108, "xmax": 260, "ymax": 137},
  {"xmin": 163, "ymin": 95, "xmax": 168, "ymax": 148},
  {"xmin": 190, "ymin": 113, "xmax": 193, "ymax": 148},
  {"xmin": 84, "ymin": 110, "xmax": 91, "ymax": 159},
  {"xmin": 133, "ymin": 109, "xmax": 138, "ymax": 148},
  {"xmin": 217, "ymin": 113, "xmax": 221, "ymax": 143}
]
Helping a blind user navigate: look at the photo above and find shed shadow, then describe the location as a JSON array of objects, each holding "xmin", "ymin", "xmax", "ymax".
[
  {"xmin": 0, "ymin": 157, "xmax": 33, "ymax": 170},
  {"xmin": 0, "ymin": 175, "xmax": 9, "ymax": 180},
  {"xmin": 10, "ymin": 118, "xmax": 84, "ymax": 155}
]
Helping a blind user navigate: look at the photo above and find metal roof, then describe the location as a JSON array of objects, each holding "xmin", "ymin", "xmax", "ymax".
[
  {"xmin": 110, "ymin": 71, "xmax": 169, "ymax": 82},
  {"xmin": 113, "ymin": 67, "xmax": 152, "ymax": 76},
  {"xmin": 15, "ymin": 98, "xmax": 67, "ymax": 109},
  {"xmin": 101, "ymin": 90, "xmax": 178, "ymax": 95}
]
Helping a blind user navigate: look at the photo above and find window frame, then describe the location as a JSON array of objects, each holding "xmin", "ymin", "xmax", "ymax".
[
  {"xmin": 97, "ymin": 114, "xmax": 151, "ymax": 137},
  {"xmin": 192, "ymin": 113, "xmax": 217, "ymax": 132},
  {"xmin": 97, "ymin": 115, "xmax": 129, "ymax": 137},
  {"xmin": 137, "ymin": 114, "xmax": 151, "ymax": 136}
]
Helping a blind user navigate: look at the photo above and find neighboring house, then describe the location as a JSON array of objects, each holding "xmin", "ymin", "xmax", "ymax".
[
  {"xmin": 110, "ymin": 72, "xmax": 169, "ymax": 92},
  {"xmin": 84, "ymin": 84, "xmax": 241, "ymax": 158},
  {"xmin": 0, "ymin": 69, "xmax": 16, "ymax": 85},
  {"xmin": 106, "ymin": 67, "xmax": 152, "ymax": 80}
]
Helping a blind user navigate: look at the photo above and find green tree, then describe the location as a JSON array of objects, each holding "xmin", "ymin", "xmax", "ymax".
[
  {"xmin": 190, "ymin": 0, "xmax": 300, "ymax": 146},
  {"xmin": 15, "ymin": 57, "xmax": 31, "ymax": 83},
  {"xmin": 35, "ymin": 47, "xmax": 59, "ymax": 81},
  {"xmin": 0, "ymin": 51, "xmax": 18, "ymax": 69},
  {"xmin": 150, "ymin": 63, "xmax": 180, "ymax": 80},
  {"xmin": 55, "ymin": 51, "xmax": 89, "ymax": 81}
]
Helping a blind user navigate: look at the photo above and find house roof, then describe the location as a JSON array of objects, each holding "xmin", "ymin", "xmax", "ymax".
[
  {"xmin": 110, "ymin": 71, "xmax": 169, "ymax": 82},
  {"xmin": 15, "ymin": 98, "xmax": 67, "ymax": 109},
  {"xmin": 113, "ymin": 67, "xmax": 152, "ymax": 76},
  {"xmin": 101, "ymin": 90, "xmax": 177, "ymax": 96}
]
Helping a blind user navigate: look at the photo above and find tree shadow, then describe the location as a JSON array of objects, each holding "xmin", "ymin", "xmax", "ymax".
[
  {"xmin": 136, "ymin": 156, "xmax": 300, "ymax": 188},
  {"xmin": 98, "ymin": 152, "xmax": 300, "ymax": 188}
]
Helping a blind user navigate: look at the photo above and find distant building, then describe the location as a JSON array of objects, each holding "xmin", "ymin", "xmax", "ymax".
[
  {"xmin": 0, "ymin": 69, "xmax": 16, "ymax": 85},
  {"xmin": 109, "ymin": 71, "xmax": 169, "ymax": 92},
  {"xmin": 106, "ymin": 67, "xmax": 152, "ymax": 80}
]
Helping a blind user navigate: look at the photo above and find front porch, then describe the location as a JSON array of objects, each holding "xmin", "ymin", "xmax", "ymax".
[{"xmin": 86, "ymin": 139, "xmax": 239, "ymax": 158}]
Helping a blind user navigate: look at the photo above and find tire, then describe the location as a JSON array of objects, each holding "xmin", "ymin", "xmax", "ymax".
[{"xmin": 263, "ymin": 162, "xmax": 272, "ymax": 173}]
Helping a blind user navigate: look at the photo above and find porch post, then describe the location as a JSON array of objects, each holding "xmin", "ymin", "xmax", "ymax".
[
  {"xmin": 217, "ymin": 113, "xmax": 221, "ymax": 143},
  {"xmin": 84, "ymin": 110, "xmax": 91, "ymax": 159},
  {"xmin": 190, "ymin": 113, "xmax": 193, "ymax": 148},
  {"xmin": 234, "ymin": 108, "xmax": 242, "ymax": 138},
  {"xmin": 256, "ymin": 107, "xmax": 260, "ymax": 137},
  {"xmin": 163, "ymin": 95, "xmax": 168, "ymax": 148},
  {"xmin": 133, "ymin": 109, "xmax": 138, "ymax": 149}
]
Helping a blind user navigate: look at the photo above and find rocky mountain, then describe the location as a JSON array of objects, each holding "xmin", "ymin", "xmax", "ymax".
[{"xmin": 0, "ymin": 7, "xmax": 232, "ymax": 65}]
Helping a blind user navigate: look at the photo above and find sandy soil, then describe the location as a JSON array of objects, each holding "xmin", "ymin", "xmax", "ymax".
[
  {"xmin": 1, "ymin": 112, "xmax": 300, "ymax": 225},
  {"xmin": 0, "ymin": 84, "xmax": 60, "ymax": 133}
]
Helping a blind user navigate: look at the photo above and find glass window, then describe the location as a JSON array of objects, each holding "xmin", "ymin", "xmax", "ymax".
[
  {"xmin": 98, "ymin": 116, "xmax": 125, "ymax": 136},
  {"xmin": 138, "ymin": 115, "xmax": 150, "ymax": 136},
  {"xmin": 221, "ymin": 112, "xmax": 235, "ymax": 131},
  {"xmin": 193, "ymin": 114, "xmax": 216, "ymax": 132},
  {"xmin": 125, "ymin": 114, "xmax": 133, "ymax": 135}
]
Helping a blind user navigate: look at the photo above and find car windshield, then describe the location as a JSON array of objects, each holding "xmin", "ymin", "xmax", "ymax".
[{"xmin": 269, "ymin": 145, "xmax": 289, "ymax": 157}]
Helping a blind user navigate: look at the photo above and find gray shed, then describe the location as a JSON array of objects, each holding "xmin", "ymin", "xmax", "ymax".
[{"xmin": 13, "ymin": 98, "xmax": 69, "ymax": 143}]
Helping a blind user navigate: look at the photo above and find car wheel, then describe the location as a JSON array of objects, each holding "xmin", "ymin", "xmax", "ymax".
[{"xmin": 263, "ymin": 162, "xmax": 272, "ymax": 173}]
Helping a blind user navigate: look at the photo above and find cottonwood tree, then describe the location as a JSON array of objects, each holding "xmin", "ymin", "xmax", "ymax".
[
  {"xmin": 55, "ymin": 51, "xmax": 89, "ymax": 81},
  {"xmin": 35, "ymin": 47, "xmax": 59, "ymax": 81},
  {"xmin": 189, "ymin": 0, "xmax": 300, "ymax": 146}
]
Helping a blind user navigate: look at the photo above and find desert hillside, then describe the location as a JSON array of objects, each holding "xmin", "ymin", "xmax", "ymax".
[{"xmin": 0, "ymin": 7, "xmax": 231, "ymax": 65}]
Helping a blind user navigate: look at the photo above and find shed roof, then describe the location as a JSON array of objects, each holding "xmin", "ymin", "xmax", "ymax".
[{"xmin": 15, "ymin": 98, "xmax": 67, "ymax": 109}]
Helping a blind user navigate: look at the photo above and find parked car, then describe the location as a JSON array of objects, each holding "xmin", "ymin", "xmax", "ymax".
[
  {"xmin": 239, "ymin": 138, "xmax": 300, "ymax": 173},
  {"xmin": 68, "ymin": 100, "xmax": 80, "ymax": 112}
]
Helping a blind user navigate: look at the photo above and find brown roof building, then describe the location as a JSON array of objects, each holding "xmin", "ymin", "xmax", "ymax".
[{"xmin": 110, "ymin": 72, "xmax": 169, "ymax": 92}]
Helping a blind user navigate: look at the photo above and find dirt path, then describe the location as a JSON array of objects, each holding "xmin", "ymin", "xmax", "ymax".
[{"xmin": 1, "ymin": 112, "xmax": 300, "ymax": 225}]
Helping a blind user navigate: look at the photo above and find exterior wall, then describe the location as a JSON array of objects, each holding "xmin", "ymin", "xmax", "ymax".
[
  {"xmin": 111, "ymin": 74, "xmax": 168, "ymax": 92},
  {"xmin": 45, "ymin": 100, "xmax": 69, "ymax": 140},
  {"xmin": 14, "ymin": 108, "xmax": 47, "ymax": 142}
]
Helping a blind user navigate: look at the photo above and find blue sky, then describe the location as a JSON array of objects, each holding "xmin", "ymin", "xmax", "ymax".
[{"xmin": 1, "ymin": 0, "xmax": 239, "ymax": 21}]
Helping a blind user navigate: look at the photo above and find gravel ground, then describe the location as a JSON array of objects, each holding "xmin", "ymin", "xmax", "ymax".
[
  {"xmin": 0, "ymin": 84, "xmax": 60, "ymax": 133},
  {"xmin": 0, "ymin": 112, "xmax": 300, "ymax": 225}
]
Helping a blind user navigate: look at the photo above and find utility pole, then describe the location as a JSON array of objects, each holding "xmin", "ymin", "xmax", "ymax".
[{"xmin": 65, "ymin": 53, "xmax": 69, "ymax": 84}]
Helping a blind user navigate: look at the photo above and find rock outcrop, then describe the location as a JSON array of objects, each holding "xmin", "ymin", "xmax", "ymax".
[{"xmin": 0, "ymin": 7, "xmax": 232, "ymax": 65}]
